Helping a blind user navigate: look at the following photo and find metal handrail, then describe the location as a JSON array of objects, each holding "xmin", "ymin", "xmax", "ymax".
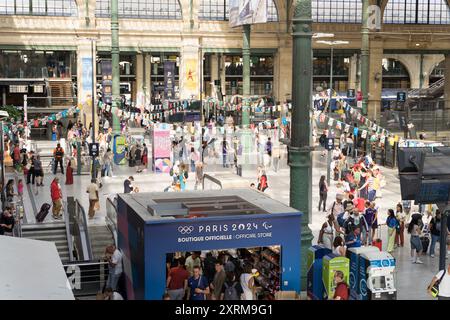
[
  {"xmin": 75, "ymin": 199, "xmax": 93, "ymax": 261},
  {"xmin": 105, "ymin": 197, "xmax": 118, "ymax": 247},
  {"xmin": 63, "ymin": 200, "xmax": 75, "ymax": 261},
  {"xmin": 63, "ymin": 261, "xmax": 109, "ymax": 297}
]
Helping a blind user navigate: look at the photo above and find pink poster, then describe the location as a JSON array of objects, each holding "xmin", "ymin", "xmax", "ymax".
[{"xmin": 153, "ymin": 129, "xmax": 171, "ymax": 159}]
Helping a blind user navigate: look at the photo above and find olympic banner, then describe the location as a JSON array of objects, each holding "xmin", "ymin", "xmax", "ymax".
[
  {"xmin": 164, "ymin": 61, "xmax": 175, "ymax": 100},
  {"xmin": 229, "ymin": 0, "xmax": 268, "ymax": 28}
]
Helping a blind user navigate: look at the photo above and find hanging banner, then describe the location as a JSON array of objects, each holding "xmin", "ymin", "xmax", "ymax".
[
  {"xmin": 164, "ymin": 61, "xmax": 176, "ymax": 100},
  {"xmin": 101, "ymin": 59, "xmax": 113, "ymax": 105},
  {"xmin": 82, "ymin": 57, "xmax": 93, "ymax": 92},
  {"xmin": 229, "ymin": 0, "xmax": 268, "ymax": 28},
  {"xmin": 184, "ymin": 58, "xmax": 199, "ymax": 94}
]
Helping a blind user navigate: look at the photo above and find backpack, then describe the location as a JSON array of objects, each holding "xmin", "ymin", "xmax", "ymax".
[
  {"xmin": 337, "ymin": 212, "xmax": 346, "ymax": 227},
  {"xmin": 224, "ymin": 282, "xmax": 240, "ymax": 300}
]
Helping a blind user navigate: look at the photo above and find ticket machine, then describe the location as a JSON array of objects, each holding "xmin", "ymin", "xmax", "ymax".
[
  {"xmin": 358, "ymin": 251, "xmax": 397, "ymax": 300},
  {"xmin": 307, "ymin": 245, "xmax": 332, "ymax": 300},
  {"xmin": 347, "ymin": 246, "xmax": 379, "ymax": 300}
]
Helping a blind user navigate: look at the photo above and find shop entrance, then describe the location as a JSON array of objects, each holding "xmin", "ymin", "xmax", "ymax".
[{"xmin": 166, "ymin": 245, "xmax": 281, "ymax": 301}]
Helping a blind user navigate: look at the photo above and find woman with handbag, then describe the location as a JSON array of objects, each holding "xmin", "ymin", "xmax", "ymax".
[
  {"xmin": 428, "ymin": 263, "xmax": 450, "ymax": 300},
  {"xmin": 26, "ymin": 155, "xmax": 36, "ymax": 185}
]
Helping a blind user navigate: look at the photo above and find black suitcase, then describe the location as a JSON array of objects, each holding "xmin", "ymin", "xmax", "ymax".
[
  {"xmin": 420, "ymin": 236, "xmax": 430, "ymax": 253},
  {"xmin": 36, "ymin": 203, "xmax": 51, "ymax": 222}
]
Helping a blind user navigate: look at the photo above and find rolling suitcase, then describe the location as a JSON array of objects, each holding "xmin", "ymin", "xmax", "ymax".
[
  {"xmin": 372, "ymin": 225, "xmax": 382, "ymax": 251},
  {"xmin": 420, "ymin": 235, "xmax": 430, "ymax": 254},
  {"xmin": 36, "ymin": 203, "xmax": 51, "ymax": 222}
]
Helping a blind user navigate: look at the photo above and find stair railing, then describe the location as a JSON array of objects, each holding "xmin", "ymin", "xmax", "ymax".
[
  {"xmin": 74, "ymin": 199, "xmax": 93, "ymax": 261},
  {"xmin": 63, "ymin": 200, "xmax": 75, "ymax": 261}
]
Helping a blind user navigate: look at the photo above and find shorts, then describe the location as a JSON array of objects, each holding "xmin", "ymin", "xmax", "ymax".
[{"xmin": 410, "ymin": 235, "xmax": 423, "ymax": 252}]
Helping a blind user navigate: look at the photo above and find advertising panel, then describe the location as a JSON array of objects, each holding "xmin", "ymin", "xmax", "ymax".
[{"xmin": 229, "ymin": 0, "xmax": 268, "ymax": 28}]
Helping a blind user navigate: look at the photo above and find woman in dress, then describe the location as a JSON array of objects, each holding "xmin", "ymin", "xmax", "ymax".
[{"xmin": 65, "ymin": 158, "xmax": 74, "ymax": 185}]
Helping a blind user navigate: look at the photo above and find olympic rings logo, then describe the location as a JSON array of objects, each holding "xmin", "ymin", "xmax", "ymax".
[{"xmin": 178, "ymin": 226, "xmax": 194, "ymax": 234}]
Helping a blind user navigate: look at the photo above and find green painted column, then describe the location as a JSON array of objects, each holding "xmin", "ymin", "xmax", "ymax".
[
  {"xmin": 361, "ymin": 0, "xmax": 369, "ymax": 116},
  {"xmin": 290, "ymin": 0, "xmax": 314, "ymax": 291},
  {"xmin": 242, "ymin": 24, "xmax": 251, "ymax": 127},
  {"xmin": 111, "ymin": 0, "xmax": 121, "ymax": 134}
]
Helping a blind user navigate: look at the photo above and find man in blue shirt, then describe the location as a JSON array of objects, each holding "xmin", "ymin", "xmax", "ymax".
[
  {"xmin": 345, "ymin": 227, "xmax": 362, "ymax": 248},
  {"xmin": 188, "ymin": 266, "xmax": 209, "ymax": 300}
]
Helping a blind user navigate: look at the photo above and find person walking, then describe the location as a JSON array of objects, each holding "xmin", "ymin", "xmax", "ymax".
[
  {"xmin": 50, "ymin": 177, "xmax": 63, "ymax": 220},
  {"xmin": 103, "ymin": 148, "xmax": 114, "ymax": 177},
  {"xmin": 86, "ymin": 178, "xmax": 99, "ymax": 219},
  {"xmin": 395, "ymin": 203, "xmax": 406, "ymax": 247},
  {"xmin": 166, "ymin": 257, "xmax": 189, "ymax": 300},
  {"xmin": 65, "ymin": 158, "xmax": 74, "ymax": 185},
  {"xmin": 408, "ymin": 215, "xmax": 424, "ymax": 264},
  {"xmin": 105, "ymin": 245, "xmax": 123, "ymax": 291},
  {"xmin": 318, "ymin": 214, "xmax": 340, "ymax": 250},
  {"xmin": 53, "ymin": 143, "xmax": 65, "ymax": 174},
  {"xmin": 194, "ymin": 162, "xmax": 204, "ymax": 190},
  {"xmin": 210, "ymin": 260, "xmax": 226, "ymax": 300},
  {"xmin": 141, "ymin": 143, "xmax": 148, "ymax": 169},
  {"xmin": 26, "ymin": 155, "xmax": 36, "ymax": 185},
  {"xmin": 34, "ymin": 155, "xmax": 44, "ymax": 186},
  {"xmin": 429, "ymin": 210, "xmax": 442, "ymax": 258},
  {"xmin": 222, "ymin": 137, "xmax": 228, "ymax": 168},
  {"xmin": 427, "ymin": 263, "xmax": 450, "ymax": 300},
  {"xmin": 386, "ymin": 209, "xmax": 399, "ymax": 253},
  {"xmin": 318, "ymin": 175, "xmax": 328, "ymax": 212},
  {"xmin": 240, "ymin": 264, "xmax": 255, "ymax": 300},
  {"xmin": 187, "ymin": 266, "xmax": 209, "ymax": 301}
]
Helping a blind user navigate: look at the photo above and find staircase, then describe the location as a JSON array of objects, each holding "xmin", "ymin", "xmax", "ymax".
[
  {"xmin": 31, "ymin": 140, "xmax": 60, "ymax": 173},
  {"xmin": 405, "ymin": 78, "xmax": 445, "ymax": 109},
  {"xmin": 88, "ymin": 225, "xmax": 115, "ymax": 260},
  {"xmin": 48, "ymin": 79, "xmax": 74, "ymax": 107},
  {"xmin": 21, "ymin": 222, "xmax": 71, "ymax": 262}
]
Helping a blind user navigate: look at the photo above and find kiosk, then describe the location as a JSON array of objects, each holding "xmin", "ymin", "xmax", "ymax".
[
  {"xmin": 307, "ymin": 245, "xmax": 332, "ymax": 300},
  {"xmin": 113, "ymin": 134, "xmax": 127, "ymax": 165},
  {"xmin": 347, "ymin": 246, "xmax": 379, "ymax": 300},
  {"xmin": 117, "ymin": 189, "xmax": 302, "ymax": 300},
  {"xmin": 322, "ymin": 254, "xmax": 350, "ymax": 300},
  {"xmin": 359, "ymin": 251, "xmax": 396, "ymax": 300}
]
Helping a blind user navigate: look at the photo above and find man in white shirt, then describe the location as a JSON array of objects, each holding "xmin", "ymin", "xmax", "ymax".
[
  {"xmin": 86, "ymin": 179, "xmax": 99, "ymax": 219},
  {"xmin": 105, "ymin": 245, "xmax": 123, "ymax": 291},
  {"xmin": 428, "ymin": 263, "xmax": 450, "ymax": 300}
]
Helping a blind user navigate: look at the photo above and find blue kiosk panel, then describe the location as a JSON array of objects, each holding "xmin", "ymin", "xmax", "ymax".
[{"xmin": 144, "ymin": 214, "xmax": 302, "ymax": 300}]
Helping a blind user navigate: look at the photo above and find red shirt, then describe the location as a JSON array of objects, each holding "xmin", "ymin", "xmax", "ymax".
[
  {"xmin": 334, "ymin": 282, "xmax": 349, "ymax": 300},
  {"xmin": 168, "ymin": 266, "xmax": 189, "ymax": 290},
  {"xmin": 13, "ymin": 147, "xmax": 20, "ymax": 161},
  {"xmin": 50, "ymin": 180, "xmax": 62, "ymax": 201}
]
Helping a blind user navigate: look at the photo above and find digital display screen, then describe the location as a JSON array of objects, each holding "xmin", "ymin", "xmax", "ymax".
[{"xmin": 416, "ymin": 181, "xmax": 450, "ymax": 203}]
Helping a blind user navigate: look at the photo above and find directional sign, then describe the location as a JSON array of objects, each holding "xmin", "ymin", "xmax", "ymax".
[{"xmin": 89, "ymin": 143, "xmax": 99, "ymax": 157}]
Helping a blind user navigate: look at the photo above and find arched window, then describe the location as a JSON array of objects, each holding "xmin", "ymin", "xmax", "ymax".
[
  {"xmin": 312, "ymin": 0, "xmax": 362, "ymax": 23},
  {"xmin": 199, "ymin": 0, "xmax": 278, "ymax": 22},
  {"xmin": 384, "ymin": 0, "xmax": 450, "ymax": 24},
  {"xmin": 0, "ymin": 0, "xmax": 77, "ymax": 16},
  {"xmin": 96, "ymin": 0, "xmax": 182, "ymax": 19},
  {"xmin": 382, "ymin": 58, "xmax": 411, "ymax": 89}
]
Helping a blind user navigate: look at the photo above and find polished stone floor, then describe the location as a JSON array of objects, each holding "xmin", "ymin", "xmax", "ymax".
[{"xmin": 17, "ymin": 135, "xmax": 446, "ymax": 300}]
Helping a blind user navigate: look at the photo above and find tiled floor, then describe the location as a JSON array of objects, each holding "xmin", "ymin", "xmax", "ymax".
[{"xmin": 19, "ymin": 136, "xmax": 446, "ymax": 300}]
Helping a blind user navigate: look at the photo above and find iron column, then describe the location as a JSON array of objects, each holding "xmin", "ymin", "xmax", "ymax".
[
  {"xmin": 111, "ymin": 0, "xmax": 120, "ymax": 134},
  {"xmin": 91, "ymin": 39, "xmax": 97, "ymax": 179},
  {"xmin": 0, "ymin": 121, "xmax": 5, "ymax": 210},
  {"xmin": 326, "ymin": 46, "xmax": 334, "ymax": 186},
  {"xmin": 361, "ymin": 0, "xmax": 369, "ymax": 116},
  {"xmin": 242, "ymin": 24, "xmax": 251, "ymax": 127},
  {"xmin": 290, "ymin": 0, "xmax": 314, "ymax": 290}
]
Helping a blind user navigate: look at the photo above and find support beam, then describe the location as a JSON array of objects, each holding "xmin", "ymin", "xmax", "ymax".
[
  {"xmin": 111, "ymin": 0, "xmax": 120, "ymax": 134},
  {"xmin": 361, "ymin": 0, "xmax": 370, "ymax": 116},
  {"xmin": 242, "ymin": 24, "xmax": 251, "ymax": 127},
  {"xmin": 290, "ymin": 0, "xmax": 314, "ymax": 291}
]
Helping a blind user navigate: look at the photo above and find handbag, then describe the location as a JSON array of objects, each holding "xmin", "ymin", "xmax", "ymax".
[{"xmin": 430, "ymin": 271, "xmax": 447, "ymax": 298}]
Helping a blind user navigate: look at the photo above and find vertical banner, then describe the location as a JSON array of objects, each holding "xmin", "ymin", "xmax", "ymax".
[
  {"xmin": 152, "ymin": 124, "xmax": 172, "ymax": 173},
  {"xmin": 82, "ymin": 57, "xmax": 93, "ymax": 92},
  {"xmin": 164, "ymin": 61, "xmax": 176, "ymax": 100},
  {"xmin": 184, "ymin": 58, "xmax": 199, "ymax": 95},
  {"xmin": 101, "ymin": 59, "xmax": 113, "ymax": 105},
  {"xmin": 229, "ymin": 0, "xmax": 268, "ymax": 28}
]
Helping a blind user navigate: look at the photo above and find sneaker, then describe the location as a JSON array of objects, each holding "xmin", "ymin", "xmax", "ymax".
[
  {"xmin": 430, "ymin": 254, "xmax": 435, "ymax": 258},
  {"xmin": 415, "ymin": 259, "xmax": 424, "ymax": 264}
]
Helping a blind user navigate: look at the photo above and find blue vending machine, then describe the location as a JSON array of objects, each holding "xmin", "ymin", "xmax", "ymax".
[
  {"xmin": 347, "ymin": 246, "xmax": 379, "ymax": 300},
  {"xmin": 358, "ymin": 251, "xmax": 397, "ymax": 300},
  {"xmin": 307, "ymin": 245, "xmax": 332, "ymax": 300}
]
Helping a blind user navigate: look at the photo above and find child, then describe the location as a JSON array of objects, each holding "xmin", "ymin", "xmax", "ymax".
[{"xmin": 17, "ymin": 179, "xmax": 24, "ymax": 199}]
